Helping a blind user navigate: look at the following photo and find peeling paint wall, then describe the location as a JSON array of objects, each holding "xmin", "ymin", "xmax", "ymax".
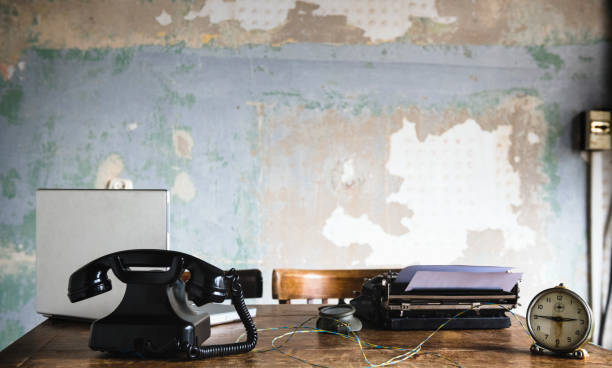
[{"xmin": 0, "ymin": 0, "xmax": 610, "ymax": 350}]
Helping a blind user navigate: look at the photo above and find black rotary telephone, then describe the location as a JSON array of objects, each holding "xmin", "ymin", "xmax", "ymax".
[{"xmin": 67, "ymin": 249, "xmax": 258, "ymax": 359}]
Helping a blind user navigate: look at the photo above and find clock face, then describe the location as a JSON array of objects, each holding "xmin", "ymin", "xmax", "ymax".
[{"xmin": 526, "ymin": 287, "xmax": 593, "ymax": 353}]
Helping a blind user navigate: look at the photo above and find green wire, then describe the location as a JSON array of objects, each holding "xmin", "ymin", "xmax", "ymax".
[{"xmin": 235, "ymin": 303, "xmax": 533, "ymax": 367}]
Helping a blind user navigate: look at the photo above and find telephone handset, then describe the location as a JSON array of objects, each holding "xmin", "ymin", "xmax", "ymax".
[{"xmin": 68, "ymin": 249, "xmax": 257, "ymax": 359}]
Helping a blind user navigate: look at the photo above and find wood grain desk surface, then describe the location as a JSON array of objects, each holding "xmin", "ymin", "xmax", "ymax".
[{"xmin": 1, "ymin": 305, "xmax": 611, "ymax": 367}]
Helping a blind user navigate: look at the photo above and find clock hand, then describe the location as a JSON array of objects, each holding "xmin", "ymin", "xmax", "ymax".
[
  {"xmin": 534, "ymin": 315, "xmax": 556, "ymax": 321},
  {"xmin": 534, "ymin": 315, "xmax": 577, "ymax": 322},
  {"xmin": 558, "ymin": 317, "xmax": 578, "ymax": 322}
]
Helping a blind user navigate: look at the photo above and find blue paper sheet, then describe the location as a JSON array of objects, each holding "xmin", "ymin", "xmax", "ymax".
[{"xmin": 395, "ymin": 265, "xmax": 513, "ymax": 284}]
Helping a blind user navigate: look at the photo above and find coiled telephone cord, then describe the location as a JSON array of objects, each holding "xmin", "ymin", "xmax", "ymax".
[{"xmin": 185, "ymin": 269, "xmax": 258, "ymax": 359}]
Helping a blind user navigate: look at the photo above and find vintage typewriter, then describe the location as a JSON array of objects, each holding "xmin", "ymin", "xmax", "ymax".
[{"xmin": 351, "ymin": 265, "xmax": 521, "ymax": 330}]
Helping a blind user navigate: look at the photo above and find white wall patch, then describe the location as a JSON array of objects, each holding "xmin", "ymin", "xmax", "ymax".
[
  {"xmin": 341, "ymin": 159, "xmax": 356, "ymax": 186},
  {"xmin": 171, "ymin": 172, "xmax": 196, "ymax": 202},
  {"xmin": 156, "ymin": 9, "xmax": 173, "ymax": 26},
  {"xmin": 95, "ymin": 153, "xmax": 124, "ymax": 189},
  {"xmin": 322, "ymin": 118, "xmax": 536, "ymax": 265},
  {"xmin": 527, "ymin": 132, "xmax": 540, "ymax": 144},
  {"xmin": 184, "ymin": 0, "xmax": 455, "ymax": 41}
]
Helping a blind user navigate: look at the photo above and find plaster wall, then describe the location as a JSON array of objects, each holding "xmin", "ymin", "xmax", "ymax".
[{"xmin": 0, "ymin": 0, "xmax": 610, "ymax": 350}]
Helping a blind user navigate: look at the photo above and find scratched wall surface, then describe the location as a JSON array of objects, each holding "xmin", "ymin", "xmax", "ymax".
[{"xmin": 1, "ymin": 0, "xmax": 610, "ymax": 351}]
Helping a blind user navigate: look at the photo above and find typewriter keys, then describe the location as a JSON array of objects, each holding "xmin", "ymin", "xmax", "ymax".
[{"xmin": 526, "ymin": 284, "xmax": 593, "ymax": 359}]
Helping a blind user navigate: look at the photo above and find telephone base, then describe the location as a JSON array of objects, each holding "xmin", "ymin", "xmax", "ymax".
[
  {"xmin": 67, "ymin": 250, "xmax": 260, "ymax": 359},
  {"xmin": 90, "ymin": 313, "xmax": 211, "ymax": 357}
]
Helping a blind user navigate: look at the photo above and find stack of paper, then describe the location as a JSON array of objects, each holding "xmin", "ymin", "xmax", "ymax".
[{"xmin": 396, "ymin": 265, "xmax": 521, "ymax": 293}]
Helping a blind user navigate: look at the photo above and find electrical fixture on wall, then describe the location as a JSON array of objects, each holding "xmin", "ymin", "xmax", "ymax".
[
  {"xmin": 106, "ymin": 178, "xmax": 133, "ymax": 189},
  {"xmin": 582, "ymin": 110, "xmax": 611, "ymax": 345},
  {"xmin": 585, "ymin": 111, "xmax": 611, "ymax": 150}
]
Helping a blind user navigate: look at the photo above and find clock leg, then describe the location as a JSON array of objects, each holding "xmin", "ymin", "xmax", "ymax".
[
  {"xmin": 530, "ymin": 345, "xmax": 588, "ymax": 359},
  {"xmin": 570, "ymin": 348, "xmax": 588, "ymax": 360},
  {"xmin": 530, "ymin": 344, "xmax": 544, "ymax": 354}
]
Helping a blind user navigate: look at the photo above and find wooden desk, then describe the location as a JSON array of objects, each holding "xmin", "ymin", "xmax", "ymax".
[{"xmin": 1, "ymin": 305, "xmax": 610, "ymax": 367}]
